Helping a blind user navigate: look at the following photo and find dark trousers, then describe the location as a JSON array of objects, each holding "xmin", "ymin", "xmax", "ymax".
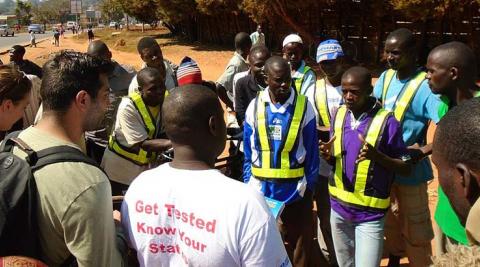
[
  {"xmin": 315, "ymin": 176, "xmax": 338, "ymax": 266},
  {"xmin": 279, "ymin": 190, "xmax": 314, "ymax": 267}
]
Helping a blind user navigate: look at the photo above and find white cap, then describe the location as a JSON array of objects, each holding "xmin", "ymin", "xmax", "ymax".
[{"xmin": 282, "ymin": 34, "xmax": 303, "ymax": 48}]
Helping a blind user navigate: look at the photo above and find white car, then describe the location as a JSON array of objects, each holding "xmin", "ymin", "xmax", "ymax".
[
  {"xmin": 0, "ymin": 25, "xmax": 14, "ymax": 37},
  {"xmin": 66, "ymin": 21, "xmax": 77, "ymax": 30},
  {"xmin": 109, "ymin": 22, "xmax": 117, "ymax": 28}
]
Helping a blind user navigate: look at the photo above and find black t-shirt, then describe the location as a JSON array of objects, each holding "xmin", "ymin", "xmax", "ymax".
[{"xmin": 13, "ymin": 60, "xmax": 42, "ymax": 78}]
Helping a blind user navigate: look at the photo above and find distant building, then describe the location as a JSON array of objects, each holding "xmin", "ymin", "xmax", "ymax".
[{"xmin": 0, "ymin": 15, "xmax": 17, "ymax": 26}]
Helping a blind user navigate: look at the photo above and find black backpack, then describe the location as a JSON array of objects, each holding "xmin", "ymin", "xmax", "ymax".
[{"xmin": 0, "ymin": 132, "xmax": 100, "ymax": 261}]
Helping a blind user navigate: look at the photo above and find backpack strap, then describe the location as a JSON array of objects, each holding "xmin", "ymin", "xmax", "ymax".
[
  {"xmin": 32, "ymin": 145, "xmax": 101, "ymax": 172},
  {"xmin": 0, "ymin": 131, "xmax": 22, "ymax": 152}
]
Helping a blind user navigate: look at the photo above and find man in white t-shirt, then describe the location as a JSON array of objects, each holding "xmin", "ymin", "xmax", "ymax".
[
  {"xmin": 306, "ymin": 39, "xmax": 346, "ymax": 265},
  {"xmin": 121, "ymin": 84, "xmax": 291, "ymax": 267}
]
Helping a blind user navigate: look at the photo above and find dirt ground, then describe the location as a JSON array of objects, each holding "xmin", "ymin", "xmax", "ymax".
[{"xmin": 2, "ymin": 32, "xmax": 441, "ymax": 266}]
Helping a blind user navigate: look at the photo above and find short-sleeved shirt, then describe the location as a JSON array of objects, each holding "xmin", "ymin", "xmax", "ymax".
[
  {"xmin": 122, "ymin": 163, "xmax": 291, "ymax": 267},
  {"xmin": 216, "ymin": 52, "xmax": 249, "ymax": 102},
  {"xmin": 10, "ymin": 127, "xmax": 124, "ymax": 267},
  {"xmin": 292, "ymin": 60, "xmax": 316, "ymax": 96},
  {"xmin": 373, "ymin": 70, "xmax": 443, "ymax": 185},
  {"xmin": 304, "ymin": 78, "xmax": 343, "ymax": 177},
  {"xmin": 250, "ymin": 31, "xmax": 265, "ymax": 45},
  {"xmin": 234, "ymin": 72, "xmax": 264, "ymax": 126},
  {"xmin": 329, "ymin": 101, "xmax": 409, "ymax": 223},
  {"xmin": 128, "ymin": 61, "xmax": 177, "ymax": 95},
  {"xmin": 101, "ymin": 97, "xmax": 162, "ymax": 185}
]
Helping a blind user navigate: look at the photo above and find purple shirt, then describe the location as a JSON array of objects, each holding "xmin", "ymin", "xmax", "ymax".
[{"xmin": 329, "ymin": 102, "xmax": 408, "ymax": 223}]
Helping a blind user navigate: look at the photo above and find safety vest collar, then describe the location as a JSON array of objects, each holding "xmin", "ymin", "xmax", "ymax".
[
  {"xmin": 260, "ymin": 87, "xmax": 296, "ymax": 113},
  {"xmin": 129, "ymin": 91, "xmax": 157, "ymax": 138},
  {"xmin": 330, "ymin": 105, "xmax": 392, "ymax": 211},
  {"xmin": 382, "ymin": 69, "xmax": 426, "ymax": 123}
]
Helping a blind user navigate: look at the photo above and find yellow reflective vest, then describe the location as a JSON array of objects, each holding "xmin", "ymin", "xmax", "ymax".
[
  {"xmin": 329, "ymin": 106, "xmax": 392, "ymax": 210},
  {"xmin": 108, "ymin": 91, "xmax": 158, "ymax": 165},
  {"xmin": 294, "ymin": 65, "xmax": 312, "ymax": 95},
  {"xmin": 382, "ymin": 69, "xmax": 426, "ymax": 122},
  {"xmin": 315, "ymin": 79, "xmax": 331, "ymax": 127},
  {"xmin": 251, "ymin": 93, "xmax": 307, "ymax": 180}
]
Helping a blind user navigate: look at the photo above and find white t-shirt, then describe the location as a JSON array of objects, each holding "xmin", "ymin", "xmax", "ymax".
[
  {"xmin": 101, "ymin": 97, "xmax": 160, "ymax": 185},
  {"xmin": 304, "ymin": 78, "xmax": 343, "ymax": 177},
  {"xmin": 122, "ymin": 163, "xmax": 291, "ymax": 267}
]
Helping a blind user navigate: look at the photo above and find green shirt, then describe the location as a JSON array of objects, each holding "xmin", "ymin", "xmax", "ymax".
[{"xmin": 435, "ymin": 92, "xmax": 480, "ymax": 244}]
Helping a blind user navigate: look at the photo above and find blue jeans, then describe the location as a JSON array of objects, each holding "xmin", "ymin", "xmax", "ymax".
[{"xmin": 330, "ymin": 209, "xmax": 385, "ymax": 267}]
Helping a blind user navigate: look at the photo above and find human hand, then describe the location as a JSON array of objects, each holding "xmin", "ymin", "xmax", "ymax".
[
  {"xmin": 356, "ymin": 134, "xmax": 380, "ymax": 163},
  {"xmin": 113, "ymin": 210, "xmax": 121, "ymax": 225},
  {"xmin": 407, "ymin": 143, "xmax": 425, "ymax": 163},
  {"xmin": 319, "ymin": 136, "xmax": 336, "ymax": 161}
]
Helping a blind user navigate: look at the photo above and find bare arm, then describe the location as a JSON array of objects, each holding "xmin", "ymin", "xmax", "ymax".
[
  {"xmin": 216, "ymin": 83, "xmax": 234, "ymax": 110},
  {"xmin": 139, "ymin": 139, "xmax": 172, "ymax": 153}
]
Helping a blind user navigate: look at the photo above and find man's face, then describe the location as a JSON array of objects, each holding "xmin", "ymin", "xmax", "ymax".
[
  {"xmin": 9, "ymin": 49, "xmax": 23, "ymax": 63},
  {"xmin": 140, "ymin": 74, "xmax": 166, "ymax": 107},
  {"xmin": 257, "ymin": 26, "xmax": 262, "ymax": 33},
  {"xmin": 432, "ymin": 149, "xmax": 475, "ymax": 224},
  {"xmin": 249, "ymin": 52, "xmax": 269, "ymax": 87},
  {"xmin": 384, "ymin": 37, "xmax": 412, "ymax": 70},
  {"xmin": 425, "ymin": 52, "xmax": 455, "ymax": 95},
  {"xmin": 267, "ymin": 63, "xmax": 291, "ymax": 103},
  {"xmin": 84, "ymin": 73, "xmax": 110, "ymax": 131},
  {"xmin": 141, "ymin": 46, "xmax": 165, "ymax": 74},
  {"xmin": 341, "ymin": 75, "xmax": 370, "ymax": 113},
  {"xmin": 320, "ymin": 58, "xmax": 344, "ymax": 79},
  {"xmin": 283, "ymin": 42, "xmax": 303, "ymax": 68}
]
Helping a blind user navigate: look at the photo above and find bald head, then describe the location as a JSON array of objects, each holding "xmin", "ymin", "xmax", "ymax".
[
  {"xmin": 137, "ymin": 37, "xmax": 160, "ymax": 54},
  {"xmin": 250, "ymin": 45, "xmax": 270, "ymax": 59},
  {"xmin": 429, "ymin": 41, "xmax": 477, "ymax": 84},
  {"xmin": 342, "ymin": 66, "xmax": 372, "ymax": 93},
  {"xmin": 137, "ymin": 67, "xmax": 162, "ymax": 88},
  {"xmin": 386, "ymin": 28, "xmax": 416, "ymax": 50},
  {"xmin": 87, "ymin": 40, "xmax": 111, "ymax": 60},
  {"xmin": 265, "ymin": 56, "xmax": 289, "ymax": 74},
  {"xmin": 234, "ymin": 32, "xmax": 252, "ymax": 52},
  {"xmin": 163, "ymin": 85, "xmax": 225, "ymax": 149}
]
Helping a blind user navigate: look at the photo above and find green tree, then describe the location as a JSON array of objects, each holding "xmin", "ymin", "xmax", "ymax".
[
  {"xmin": 0, "ymin": 0, "xmax": 16, "ymax": 14},
  {"xmin": 100, "ymin": 0, "xmax": 124, "ymax": 22},
  {"xmin": 119, "ymin": 0, "xmax": 159, "ymax": 26},
  {"xmin": 15, "ymin": 0, "xmax": 32, "ymax": 25}
]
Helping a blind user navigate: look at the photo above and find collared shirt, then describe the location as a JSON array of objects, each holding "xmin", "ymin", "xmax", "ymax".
[
  {"xmin": 128, "ymin": 60, "xmax": 177, "ymax": 95},
  {"xmin": 243, "ymin": 88, "xmax": 319, "ymax": 205},
  {"xmin": 250, "ymin": 31, "xmax": 265, "ymax": 45},
  {"xmin": 292, "ymin": 60, "xmax": 316, "ymax": 96},
  {"xmin": 234, "ymin": 72, "xmax": 264, "ymax": 126},
  {"xmin": 373, "ymin": 70, "xmax": 442, "ymax": 185},
  {"xmin": 329, "ymin": 100, "xmax": 408, "ymax": 223},
  {"xmin": 217, "ymin": 52, "xmax": 249, "ymax": 102}
]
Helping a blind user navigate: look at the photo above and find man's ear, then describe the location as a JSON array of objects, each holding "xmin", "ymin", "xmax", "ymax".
[
  {"xmin": 457, "ymin": 163, "xmax": 480, "ymax": 204},
  {"xmin": 75, "ymin": 90, "xmax": 91, "ymax": 112},
  {"xmin": 450, "ymin": 67, "xmax": 459, "ymax": 82},
  {"xmin": 208, "ymin": 115, "xmax": 217, "ymax": 136}
]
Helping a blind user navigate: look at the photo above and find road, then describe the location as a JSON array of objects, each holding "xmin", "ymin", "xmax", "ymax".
[{"xmin": 0, "ymin": 32, "xmax": 53, "ymax": 51}]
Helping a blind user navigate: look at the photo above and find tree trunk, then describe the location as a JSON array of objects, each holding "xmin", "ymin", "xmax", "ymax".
[{"xmin": 272, "ymin": 0, "xmax": 313, "ymax": 43}]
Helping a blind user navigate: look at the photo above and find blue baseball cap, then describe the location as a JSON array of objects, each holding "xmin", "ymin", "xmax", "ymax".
[{"xmin": 316, "ymin": 39, "xmax": 344, "ymax": 63}]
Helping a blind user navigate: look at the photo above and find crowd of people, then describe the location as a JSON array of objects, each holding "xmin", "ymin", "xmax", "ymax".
[{"xmin": 0, "ymin": 25, "xmax": 479, "ymax": 267}]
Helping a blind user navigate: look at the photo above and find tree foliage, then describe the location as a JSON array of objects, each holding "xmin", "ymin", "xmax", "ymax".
[
  {"xmin": 119, "ymin": 0, "xmax": 159, "ymax": 25},
  {"xmin": 0, "ymin": 0, "xmax": 15, "ymax": 14},
  {"xmin": 15, "ymin": 0, "xmax": 32, "ymax": 25},
  {"xmin": 31, "ymin": 0, "xmax": 70, "ymax": 25},
  {"xmin": 100, "ymin": 0, "xmax": 124, "ymax": 22}
]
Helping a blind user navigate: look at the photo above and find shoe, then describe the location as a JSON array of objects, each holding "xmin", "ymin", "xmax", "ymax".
[{"xmin": 387, "ymin": 254, "xmax": 401, "ymax": 267}]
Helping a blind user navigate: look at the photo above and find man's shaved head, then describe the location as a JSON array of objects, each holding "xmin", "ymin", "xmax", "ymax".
[
  {"xmin": 386, "ymin": 28, "xmax": 416, "ymax": 50},
  {"xmin": 163, "ymin": 85, "xmax": 226, "ymax": 155},
  {"xmin": 429, "ymin": 41, "xmax": 477, "ymax": 84},
  {"xmin": 342, "ymin": 66, "xmax": 372, "ymax": 90},
  {"xmin": 265, "ymin": 55, "xmax": 289, "ymax": 74},
  {"xmin": 137, "ymin": 37, "xmax": 160, "ymax": 54},
  {"xmin": 137, "ymin": 67, "xmax": 162, "ymax": 88},
  {"xmin": 250, "ymin": 45, "xmax": 270, "ymax": 59},
  {"xmin": 87, "ymin": 40, "xmax": 111, "ymax": 60},
  {"xmin": 234, "ymin": 32, "xmax": 252, "ymax": 51}
]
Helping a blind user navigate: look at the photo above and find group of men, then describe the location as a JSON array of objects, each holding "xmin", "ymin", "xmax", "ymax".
[{"xmin": 1, "ymin": 24, "xmax": 480, "ymax": 267}]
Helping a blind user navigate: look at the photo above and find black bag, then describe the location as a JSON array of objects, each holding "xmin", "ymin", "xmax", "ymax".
[{"xmin": 0, "ymin": 132, "xmax": 100, "ymax": 261}]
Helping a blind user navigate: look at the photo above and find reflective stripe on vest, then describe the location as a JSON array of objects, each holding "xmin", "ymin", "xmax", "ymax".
[
  {"xmin": 382, "ymin": 69, "xmax": 426, "ymax": 122},
  {"xmin": 294, "ymin": 66, "xmax": 312, "ymax": 94},
  {"xmin": 251, "ymin": 94, "xmax": 307, "ymax": 179},
  {"xmin": 315, "ymin": 79, "xmax": 330, "ymax": 127},
  {"xmin": 108, "ymin": 91, "xmax": 157, "ymax": 165},
  {"xmin": 329, "ymin": 106, "xmax": 391, "ymax": 210}
]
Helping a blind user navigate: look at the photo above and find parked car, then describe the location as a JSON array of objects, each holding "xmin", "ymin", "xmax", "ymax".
[
  {"xmin": 28, "ymin": 24, "xmax": 45, "ymax": 34},
  {"xmin": 109, "ymin": 22, "xmax": 117, "ymax": 28},
  {"xmin": 97, "ymin": 23, "xmax": 105, "ymax": 28},
  {"xmin": 0, "ymin": 25, "xmax": 14, "ymax": 37},
  {"xmin": 66, "ymin": 21, "xmax": 77, "ymax": 30}
]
